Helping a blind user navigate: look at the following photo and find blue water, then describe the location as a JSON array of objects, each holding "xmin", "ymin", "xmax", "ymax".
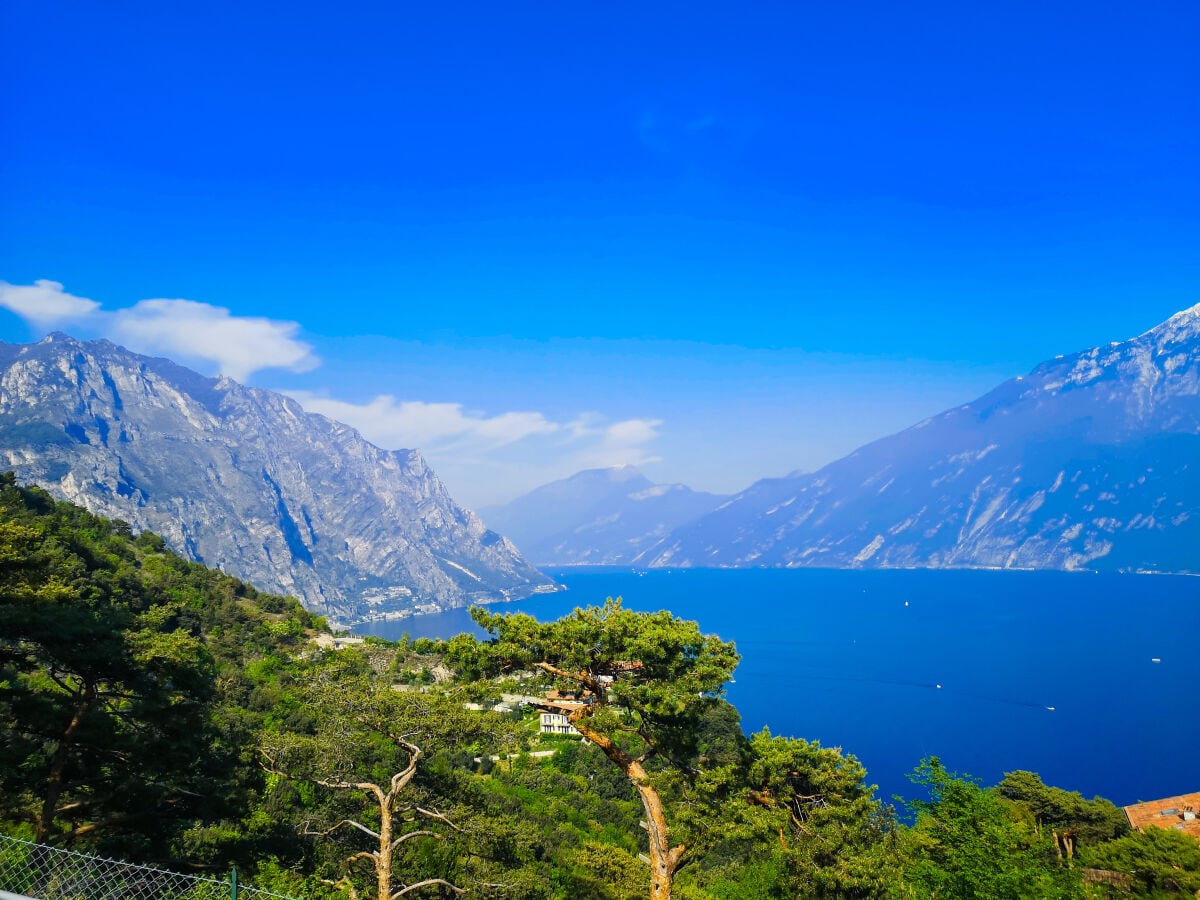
[{"xmin": 356, "ymin": 568, "xmax": 1200, "ymax": 807}]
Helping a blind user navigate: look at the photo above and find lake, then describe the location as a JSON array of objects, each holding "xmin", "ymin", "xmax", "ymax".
[{"xmin": 355, "ymin": 567, "xmax": 1200, "ymax": 808}]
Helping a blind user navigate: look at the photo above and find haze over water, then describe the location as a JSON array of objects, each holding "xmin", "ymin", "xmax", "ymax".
[{"xmin": 359, "ymin": 568, "xmax": 1200, "ymax": 808}]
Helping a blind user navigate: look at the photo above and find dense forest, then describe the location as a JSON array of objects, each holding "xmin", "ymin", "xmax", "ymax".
[{"xmin": 2, "ymin": 474, "xmax": 1199, "ymax": 899}]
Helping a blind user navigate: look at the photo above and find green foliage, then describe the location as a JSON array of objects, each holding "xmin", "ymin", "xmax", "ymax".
[
  {"xmin": 0, "ymin": 476, "xmax": 324, "ymax": 866},
  {"xmin": 461, "ymin": 598, "xmax": 740, "ymax": 774},
  {"xmin": 998, "ymin": 770, "xmax": 1129, "ymax": 855},
  {"xmin": 1081, "ymin": 827, "xmax": 1200, "ymax": 897},
  {"xmin": 678, "ymin": 728, "xmax": 901, "ymax": 899},
  {"xmin": 2, "ymin": 474, "xmax": 1185, "ymax": 899},
  {"xmin": 245, "ymin": 859, "xmax": 348, "ymax": 899},
  {"xmin": 560, "ymin": 841, "xmax": 649, "ymax": 900},
  {"xmin": 898, "ymin": 758, "xmax": 1084, "ymax": 899}
]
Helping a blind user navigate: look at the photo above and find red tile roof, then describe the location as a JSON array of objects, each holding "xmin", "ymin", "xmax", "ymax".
[{"xmin": 1124, "ymin": 792, "xmax": 1200, "ymax": 840}]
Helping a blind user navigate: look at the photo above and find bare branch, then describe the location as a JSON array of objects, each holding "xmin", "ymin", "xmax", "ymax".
[
  {"xmin": 66, "ymin": 811, "xmax": 150, "ymax": 839},
  {"xmin": 55, "ymin": 799, "xmax": 99, "ymax": 816},
  {"xmin": 389, "ymin": 740, "xmax": 421, "ymax": 796},
  {"xmin": 391, "ymin": 878, "xmax": 467, "ymax": 897},
  {"xmin": 261, "ymin": 749, "xmax": 388, "ymax": 807},
  {"xmin": 259, "ymin": 750, "xmax": 291, "ymax": 780},
  {"xmin": 415, "ymin": 807, "xmax": 463, "ymax": 832},
  {"xmin": 302, "ymin": 818, "xmax": 382, "ymax": 842},
  {"xmin": 313, "ymin": 776, "xmax": 387, "ymax": 806},
  {"xmin": 389, "ymin": 829, "xmax": 440, "ymax": 851}
]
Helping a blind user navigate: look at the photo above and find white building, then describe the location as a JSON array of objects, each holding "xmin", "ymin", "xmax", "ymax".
[{"xmin": 539, "ymin": 711, "xmax": 579, "ymax": 735}]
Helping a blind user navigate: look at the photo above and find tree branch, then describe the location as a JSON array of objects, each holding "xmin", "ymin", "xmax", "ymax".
[
  {"xmin": 389, "ymin": 829, "xmax": 440, "ymax": 851},
  {"xmin": 415, "ymin": 807, "xmax": 463, "ymax": 832},
  {"xmin": 391, "ymin": 878, "xmax": 466, "ymax": 897},
  {"xmin": 262, "ymin": 749, "xmax": 387, "ymax": 807},
  {"xmin": 314, "ymin": 776, "xmax": 387, "ymax": 806},
  {"xmin": 46, "ymin": 670, "xmax": 83, "ymax": 697},
  {"xmin": 533, "ymin": 661, "xmax": 603, "ymax": 695},
  {"xmin": 65, "ymin": 810, "xmax": 154, "ymax": 840},
  {"xmin": 389, "ymin": 739, "xmax": 421, "ymax": 796},
  {"xmin": 303, "ymin": 819, "xmax": 382, "ymax": 842}
]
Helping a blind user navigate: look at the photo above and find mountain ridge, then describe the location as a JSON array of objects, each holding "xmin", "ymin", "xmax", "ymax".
[
  {"xmin": 636, "ymin": 303, "xmax": 1200, "ymax": 573},
  {"xmin": 0, "ymin": 333, "xmax": 555, "ymax": 625},
  {"xmin": 481, "ymin": 465, "xmax": 729, "ymax": 565}
]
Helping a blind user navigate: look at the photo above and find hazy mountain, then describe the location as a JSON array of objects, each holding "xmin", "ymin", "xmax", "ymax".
[
  {"xmin": 480, "ymin": 466, "xmax": 728, "ymax": 564},
  {"xmin": 639, "ymin": 304, "xmax": 1200, "ymax": 573},
  {"xmin": 0, "ymin": 334, "xmax": 554, "ymax": 625}
]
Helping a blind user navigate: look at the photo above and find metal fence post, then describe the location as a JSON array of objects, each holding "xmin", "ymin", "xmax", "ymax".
[{"xmin": 231, "ymin": 865, "xmax": 239, "ymax": 900}]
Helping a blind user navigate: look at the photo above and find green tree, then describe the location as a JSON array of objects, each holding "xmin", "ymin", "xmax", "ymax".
[
  {"xmin": 260, "ymin": 665, "xmax": 518, "ymax": 899},
  {"xmin": 899, "ymin": 758, "xmax": 1083, "ymax": 899},
  {"xmin": 680, "ymin": 728, "xmax": 900, "ymax": 898},
  {"xmin": 0, "ymin": 474, "xmax": 328, "ymax": 870},
  {"xmin": 1082, "ymin": 827, "xmax": 1200, "ymax": 897},
  {"xmin": 452, "ymin": 599, "xmax": 740, "ymax": 900},
  {"xmin": 561, "ymin": 840, "xmax": 648, "ymax": 900},
  {"xmin": 0, "ymin": 481, "xmax": 217, "ymax": 849},
  {"xmin": 996, "ymin": 770, "xmax": 1128, "ymax": 860},
  {"xmin": 744, "ymin": 729, "xmax": 899, "ymax": 897}
]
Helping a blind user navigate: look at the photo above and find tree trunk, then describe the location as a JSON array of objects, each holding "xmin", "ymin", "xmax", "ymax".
[
  {"xmin": 569, "ymin": 710, "xmax": 684, "ymax": 900},
  {"xmin": 37, "ymin": 684, "xmax": 94, "ymax": 843},
  {"xmin": 378, "ymin": 798, "xmax": 394, "ymax": 900},
  {"xmin": 635, "ymin": 778, "xmax": 685, "ymax": 900}
]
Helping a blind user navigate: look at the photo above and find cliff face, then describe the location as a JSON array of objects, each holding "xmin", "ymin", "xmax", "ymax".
[
  {"xmin": 0, "ymin": 334, "xmax": 554, "ymax": 624},
  {"xmin": 480, "ymin": 466, "xmax": 728, "ymax": 565},
  {"xmin": 640, "ymin": 305, "xmax": 1200, "ymax": 573}
]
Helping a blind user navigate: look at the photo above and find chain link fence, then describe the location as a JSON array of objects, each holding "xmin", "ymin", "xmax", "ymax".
[{"xmin": 0, "ymin": 834, "xmax": 302, "ymax": 900}]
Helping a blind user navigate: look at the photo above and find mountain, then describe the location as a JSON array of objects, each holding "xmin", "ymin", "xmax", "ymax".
[
  {"xmin": 480, "ymin": 466, "xmax": 728, "ymax": 564},
  {"xmin": 639, "ymin": 304, "xmax": 1200, "ymax": 573},
  {"xmin": 0, "ymin": 334, "xmax": 554, "ymax": 625}
]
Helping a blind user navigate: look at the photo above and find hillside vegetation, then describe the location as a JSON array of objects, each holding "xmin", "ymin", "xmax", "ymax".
[{"xmin": 2, "ymin": 474, "xmax": 1198, "ymax": 899}]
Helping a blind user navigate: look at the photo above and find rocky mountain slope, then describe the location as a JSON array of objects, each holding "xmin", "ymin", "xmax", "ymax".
[
  {"xmin": 480, "ymin": 466, "xmax": 728, "ymax": 565},
  {"xmin": 0, "ymin": 334, "xmax": 554, "ymax": 624},
  {"xmin": 638, "ymin": 304, "xmax": 1200, "ymax": 573}
]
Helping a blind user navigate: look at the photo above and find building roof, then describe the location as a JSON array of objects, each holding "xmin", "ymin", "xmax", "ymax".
[
  {"xmin": 534, "ymin": 699, "xmax": 587, "ymax": 714},
  {"xmin": 1124, "ymin": 792, "xmax": 1200, "ymax": 839},
  {"xmin": 546, "ymin": 689, "xmax": 586, "ymax": 701}
]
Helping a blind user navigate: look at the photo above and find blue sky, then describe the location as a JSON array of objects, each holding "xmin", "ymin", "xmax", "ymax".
[{"xmin": 2, "ymin": 0, "xmax": 1197, "ymax": 506}]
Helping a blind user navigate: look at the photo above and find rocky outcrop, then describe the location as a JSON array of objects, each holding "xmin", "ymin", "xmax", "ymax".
[
  {"xmin": 0, "ymin": 334, "xmax": 555, "ymax": 625},
  {"xmin": 639, "ymin": 304, "xmax": 1200, "ymax": 573}
]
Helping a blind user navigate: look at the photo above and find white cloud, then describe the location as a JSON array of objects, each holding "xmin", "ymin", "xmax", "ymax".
[
  {"xmin": 110, "ymin": 299, "xmax": 318, "ymax": 382},
  {"xmin": 0, "ymin": 278, "xmax": 667, "ymax": 506},
  {"xmin": 0, "ymin": 279, "xmax": 101, "ymax": 327},
  {"xmin": 288, "ymin": 393, "xmax": 560, "ymax": 451},
  {"xmin": 0, "ymin": 280, "xmax": 318, "ymax": 381},
  {"xmin": 288, "ymin": 392, "xmax": 663, "ymax": 501},
  {"xmin": 571, "ymin": 417, "xmax": 664, "ymax": 471},
  {"xmin": 604, "ymin": 418, "xmax": 662, "ymax": 446}
]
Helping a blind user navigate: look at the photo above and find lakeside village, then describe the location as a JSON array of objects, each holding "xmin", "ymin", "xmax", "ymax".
[
  {"xmin": 322, "ymin": 634, "xmax": 1200, "ymax": 847},
  {"xmin": 349, "ymin": 630, "xmax": 641, "ymax": 755}
]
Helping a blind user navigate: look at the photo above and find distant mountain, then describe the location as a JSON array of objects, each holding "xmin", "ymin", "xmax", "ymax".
[
  {"xmin": 0, "ymin": 334, "xmax": 554, "ymax": 625},
  {"xmin": 640, "ymin": 304, "xmax": 1200, "ymax": 573},
  {"xmin": 480, "ymin": 466, "xmax": 728, "ymax": 565}
]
